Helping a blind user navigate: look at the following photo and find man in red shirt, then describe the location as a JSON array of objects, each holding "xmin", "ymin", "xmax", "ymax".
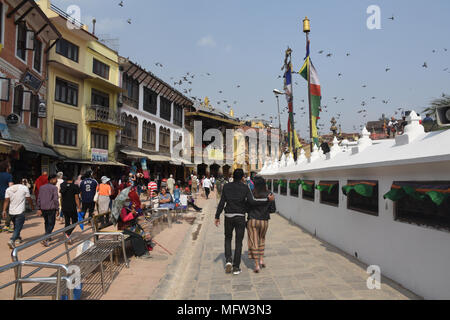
[
  {"xmin": 147, "ymin": 179, "xmax": 158, "ymax": 199},
  {"xmin": 33, "ymin": 171, "xmax": 48, "ymax": 202}
]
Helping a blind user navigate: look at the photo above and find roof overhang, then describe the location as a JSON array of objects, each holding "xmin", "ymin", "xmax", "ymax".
[
  {"xmin": 6, "ymin": 0, "xmax": 62, "ymax": 43},
  {"xmin": 185, "ymin": 111, "xmax": 242, "ymax": 126},
  {"xmin": 64, "ymin": 159, "xmax": 128, "ymax": 167},
  {"xmin": 87, "ymin": 77, "xmax": 126, "ymax": 93},
  {"xmin": 48, "ymin": 60, "xmax": 93, "ymax": 79}
]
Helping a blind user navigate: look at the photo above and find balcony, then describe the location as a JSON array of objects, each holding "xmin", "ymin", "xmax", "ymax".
[{"xmin": 86, "ymin": 105, "xmax": 123, "ymax": 128}]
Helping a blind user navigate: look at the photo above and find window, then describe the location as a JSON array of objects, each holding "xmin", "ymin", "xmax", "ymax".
[
  {"xmin": 54, "ymin": 120, "xmax": 77, "ymax": 147},
  {"xmin": 55, "ymin": 78, "xmax": 78, "ymax": 106},
  {"xmin": 160, "ymin": 96, "xmax": 171, "ymax": 121},
  {"xmin": 346, "ymin": 180, "xmax": 379, "ymax": 216},
  {"xmin": 91, "ymin": 128, "xmax": 109, "ymax": 150},
  {"xmin": 16, "ymin": 21, "xmax": 27, "ymax": 61},
  {"xmin": 280, "ymin": 180, "xmax": 287, "ymax": 196},
  {"xmin": 302, "ymin": 180, "xmax": 315, "ymax": 201},
  {"xmin": 143, "ymin": 87, "xmax": 157, "ymax": 114},
  {"xmin": 13, "ymin": 86, "xmax": 24, "ymax": 115},
  {"xmin": 174, "ymin": 104, "xmax": 183, "ymax": 127},
  {"xmin": 142, "ymin": 121, "xmax": 156, "ymax": 151},
  {"xmin": 392, "ymin": 181, "xmax": 450, "ymax": 232},
  {"xmin": 33, "ymin": 39, "xmax": 42, "ymax": 73},
  {"xmin": 56, "ymin": 38, "xmax": 79, "ymax": 62},
  {"xmin": 289, "ymin": 180, "xmax": 299, "ymax": 197},
  {"xmin": 123, "ymin": 73, "xmax": 139, "ymax": 108},
  {"xmin": 159, "ymin": 127, "xmax": 170, "ymax": 154},
  {"xmin": 121, "ymin": 114, "xmax": 138, "ymax": 147},
  {"xmin": 93, "ymin": 58, "xmax": 109, "ymax": 80},
  {"xmin": 319, "ymin": 181, "xmax": 339, "ymax": 206},
  {"xmin": 273, "ymin": 181, "xmax": 279, "ymax": 194},
  {"xmin": 91, "ymin": 88, "xmax": 109, "ymax": 108},
  {"xmin": 30, "ymin": 94, "xmax": 39, "ymax": 128}
]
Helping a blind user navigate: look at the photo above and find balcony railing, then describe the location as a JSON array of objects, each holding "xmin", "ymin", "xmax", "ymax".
[{"xmin": 87, "ymin": 105, "xmax": 122, "ymax": 127}]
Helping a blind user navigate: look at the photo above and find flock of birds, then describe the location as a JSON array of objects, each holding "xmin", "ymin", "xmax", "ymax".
[{"xmin": 113, "ymin": 4, "xmax": 449, "ymax": 136}]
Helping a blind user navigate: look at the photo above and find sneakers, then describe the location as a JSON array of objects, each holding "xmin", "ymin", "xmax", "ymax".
[
  {"xmin": 232, "ymin": 267, "xmax": 242, "ymax": 275},
  {"xmin": 137, "ymin": 253, "xmax": 152, "ymax": 260},
  {"xmin": 225, "ymin": 262, "xmax": 232, "ymax": 274},
  {"xmin": 41, "ymin": 240, "xmax": 49, "ymax": 247},
  {"xmin": 7, "ymin": 240, "xmax": 15, "ymax": 249}
]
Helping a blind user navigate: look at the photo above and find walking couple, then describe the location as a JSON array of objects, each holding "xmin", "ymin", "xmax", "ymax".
[{"xmin": 215, "ymin": 169, "xmax": 276, "ymax": 275}]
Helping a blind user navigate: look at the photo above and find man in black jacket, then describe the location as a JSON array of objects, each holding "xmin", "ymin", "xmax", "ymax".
[{"xmin": 215, "ymin": 169, "xmax": 274, "ymax": 275}]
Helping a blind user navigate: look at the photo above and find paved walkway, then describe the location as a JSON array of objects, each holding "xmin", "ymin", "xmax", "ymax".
[{"xmin": 152, "ymin": 194, "xmax": 420, "ymax": 300}]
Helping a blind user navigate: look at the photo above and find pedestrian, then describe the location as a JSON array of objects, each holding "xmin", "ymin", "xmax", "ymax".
[
  {"xmin": 191, "ymin": 173, "xmax": 198, "ymax": 196},
  {"xmin": 215, "ymin": 175, "xmax": 226, "ymax": 200},
  {"xmin": 60, "ymin": 174, "xmax": 81, "ymax": 244},
  {"xmin": 36, "ymin": 174, "xmax": 59, "ymax": 247},
  {"xmin": 56, "ymin": 172, "xmax": 64, "ymax": 224},
  {"xmin": 33, "ymin": 171, "xmax": 48, "ymax": 206},
  {"xmin": 79, "ymin": 171, "xmax": 98, "ymax": 219},
  {"xmin": 210, "ymin": 176, "xmax": 216, "ymax": 192},
  {"xmin": 203, "ymin": 176, "xmax": 212, "ymax": 199},
  {"xmin": 0, "ymin": 161, "xmax": 14, "ymax": 232},
  {"xmin": 97, "ymin": 176, "xmax": 112, "ymax": 216},
  {"xmin": 147, "ymin": 178, "xmax": 158, "ymax": 199},
  {"xmin": 246, "ymin": 176, "xmax": 276, "ymax": 273},
  {"xmin": 167, "ymin": 174, "xmax": 175, "ymax": 195},
  {"xmin": 3, "ymin": 178, "xmax": 34, "ymax": 249},
  {"xmin": 215, "ymin": 169, "xmax": 274, "ymax": 275}
]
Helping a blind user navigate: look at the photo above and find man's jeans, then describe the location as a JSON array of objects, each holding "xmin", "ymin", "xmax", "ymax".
[
  {"xmin": 224, "ymin": 216, "xmax": 246, "ymax": 269},
  {"xmin": 11, "ymin": 213, "xmax": 25, "ymax": 241},
  {"xmin": 42, "ymin": 210, "xmax": 57, "ymax": 235}
]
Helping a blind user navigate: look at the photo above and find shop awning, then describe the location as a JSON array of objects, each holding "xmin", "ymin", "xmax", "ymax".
[
  {"xmin": 120, "ymin": 149, "xmax": 173, "ymax": 162},
  {"xmin": 170, "ymin": 157, "xmax": 195, "ymax": 167},
  {"xmin": 64, "ymin": 159, "xmax": 128, "ymax": 167},
  {"xmin": 6, "ymin": 124, "xmax": 61, "ymax": 158}
]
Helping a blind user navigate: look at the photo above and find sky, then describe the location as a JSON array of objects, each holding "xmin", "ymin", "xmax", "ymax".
[{"xmin": 53, "ymin": 0, "xmax": 450, "ymax": 140}]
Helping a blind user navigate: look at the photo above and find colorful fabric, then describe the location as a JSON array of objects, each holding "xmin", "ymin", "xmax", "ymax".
[
  {"xmin": 342, "ymin": 182, "xmax": 376, "ymax": 198},
  {"xmin": 299, "ymin": 46, "xmax": 322, "ymax": 147},
  {"xmin": 316, "ymin": 182, "xmax": 338, "ymax": 194},
  {"xmin": 247, "ymin": 219, "xmax": 269, "ymax": 260}
]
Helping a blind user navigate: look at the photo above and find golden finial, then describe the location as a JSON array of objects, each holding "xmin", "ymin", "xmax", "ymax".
[{"xmin": 303, "ymin": 16, "xmax": 311, "ymax": 33}]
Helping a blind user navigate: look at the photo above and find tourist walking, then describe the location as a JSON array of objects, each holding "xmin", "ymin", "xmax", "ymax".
[
  {"xmin": 3, "ymin": 178, "xmax": 34, "ymax": 249},
  {"xmin": 36, "ymin": 174, "xmax": 59, "ymax": 247},
  {"xmin": 191, "ymin": 173, "xmax": 198, "ymax": 196},
  {"xmin": 33, "ymin": 171, "xmax": 48, "ymax": 205},
  {"xmin": 56, "ymin": 172, "xmax": 64, "ymax": 224},
  {"xmin": 215, "ymin": 175, "xmax": 226, "ymax": 200},
  {"xmin": 79, "ymin": 171, "xmax": 98, "ymax": 219},
  {"xmin": 97, "ymin": 176, "xmax": 112, "ymax": 216},
  {"xmin": 246, "ymin": 176, "xmax": 276, "ymax": 273},
  {"xmin": 60, "ymin": 175, "xmax": 81, "ymax": 244},
  {"xmin": 202, "ymin": 176, "xmax": 212, "ymax": 199},
  {"xmin": 147, "ymin": 178, "xmax": 158, "ymax": 199},
  {"xmin": 215, "ymin": 169, "xmax": 274, "ymax": 275},
  {"xmin": 210, "ymin": 176, "xmax": 215, "ymax": 192},
  {"xmin": 167, "ymin": 174, "xmax": 175, "ymax": 195},
  {"xmin": 0, "ymin": 161, "xmax": 14, "ymax": 232}
]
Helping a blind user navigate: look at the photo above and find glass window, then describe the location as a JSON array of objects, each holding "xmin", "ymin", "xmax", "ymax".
[
  {"xmin": 33, "ymin": 39, "xmax": 42, "ymax": 73},
  {"xmin": 13, "ymin": 86, "xmax": 24, "ymax": 116},
  {"xmin": 93, "ymin": 58, "xmax": 110, "ymax": 79},
  {"xmin": 91, "ymin": 88, "xmax": 109, "ymax": 108},
  {"xmin": 346, "ymin": 181, "xmax": 379, "ymax": 216},
  {"xmin": 159, "ymin": 127, "xmax": 170, "ymax": 154},
  {"xmin": 16, "ymin": 21, "xmax": 27, "ymax": 61},
  {"xmin": 56, "ymin": 38, "xmax": 79, "ymax": 62},
  {"xmin": 319, "ymin": 181, "xmax": 339, "ymax": 206},
  {"xmin": 91, "ymin": 128, "xmax": 109, "ymax": 150},
  {"xmin": 142, "ymin": 121, "xmax": 156, "ymax": 151},
  {"xmin": 174, "ymin": 104, "xmax": 183, "ymax": 127},
  {"xmin": 160, "ymin": 97, "xmax": 171, "ymax": 121},
  {"xmin": 54, "ymin": 120, "xmax": 77, "ymax": 146},
  {"xmin": 30, "ymin": 94, "xmax": 39, "ymax": 128},
  {"xmin": 302, "ymin": 180, "xmax": 315, "ymax": 202},
  {"xmin": 55, "ymin": 78, "xmax": 78, "ymax": 106},
  {"xmin": 143, "ymin": 87, "xmax": 157, "ymax": 114}
]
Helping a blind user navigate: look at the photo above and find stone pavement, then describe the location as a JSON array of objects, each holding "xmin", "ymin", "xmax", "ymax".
[{"xmin": 151, "ymin": 193, "xmax": 421, "ymax": 300}]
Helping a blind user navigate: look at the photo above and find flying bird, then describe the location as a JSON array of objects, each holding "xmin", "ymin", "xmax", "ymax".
[
  {"xmin": 346, "ymin": 53, "xmax": 350, "ymax": 56},
  {"xmin": 422, "ymin": 62, "xmax": 428, "ymax": 68},
  {"xmin": 119, "ymin": 1, "xmax": 124, "ymax": 7},
  {"xmin": 385, "ymin": 67, "xmax": 391, "ymax": 72},
  {"xmin": 127, "ymin": 19, "xmax": 132, "ymax": 24},
  {"xmin": 326, "ymin": 53, "xmax": 332, "ymax": 58},
  {"xmin": 318, "ymin": 50, "xmax": 324, "ymax": 54},
  {"xmin": 388, "ymin": 15, "xmax": 394, "ymax": 21}
]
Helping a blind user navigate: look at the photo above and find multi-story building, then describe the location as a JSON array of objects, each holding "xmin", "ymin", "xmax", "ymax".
[
  {"xmin": 0, "ymin": 0, "xmax": 61, "ymax": 179},
  {"xmin": 117, "ymin": 57, "xmax": 194, "ymax": 182},
  {"xmin": 38, "ymin": 0, "xmax": 125, "ymax": 177}
]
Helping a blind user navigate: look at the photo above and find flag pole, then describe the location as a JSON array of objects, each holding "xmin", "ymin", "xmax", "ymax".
[{"xmin": 303, "ymin": 17, "xmax": 313, "ymax": 152}]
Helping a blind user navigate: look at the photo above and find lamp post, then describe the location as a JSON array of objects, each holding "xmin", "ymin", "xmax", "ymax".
[
  {"xmin": 303, "ymin": 16, "xmax": 313, "ymax": 152},
  {"xmin": 273, "ymin": 89, "xmax": 285, "ymax": 158}
]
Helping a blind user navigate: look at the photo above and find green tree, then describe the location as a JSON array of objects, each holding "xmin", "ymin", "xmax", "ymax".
[{"xmin": 423, "ymin": 94, "xmax": 450, "ymax": 118}]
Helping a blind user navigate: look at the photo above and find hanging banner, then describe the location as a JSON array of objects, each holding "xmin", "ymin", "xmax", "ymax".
[{"xmin": 91, "ymin": 148, "xmax": 108, "ymax": 162}]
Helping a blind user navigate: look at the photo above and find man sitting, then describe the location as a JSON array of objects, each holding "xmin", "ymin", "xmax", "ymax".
[{"xmin": 158, "ymin": 187, "xmax": 175, "ymax": 210}]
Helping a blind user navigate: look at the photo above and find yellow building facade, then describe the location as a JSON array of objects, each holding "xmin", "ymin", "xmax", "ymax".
[{"xmin": 38, "ymin": 0, "xmax": 122, "ymax": 165}]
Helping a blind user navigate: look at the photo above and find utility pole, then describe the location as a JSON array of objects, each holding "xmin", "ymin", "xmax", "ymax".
[{"xmin": 303, "ymin": 17, "xmax": 313, "ymax": 152}]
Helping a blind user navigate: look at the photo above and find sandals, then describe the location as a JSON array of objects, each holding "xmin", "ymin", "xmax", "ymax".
[{"xmin": 253, "ymin": 267, "xmax": 260, "ymax": 273}]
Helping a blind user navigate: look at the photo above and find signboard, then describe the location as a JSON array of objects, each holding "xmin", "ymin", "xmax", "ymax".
[
  {"xmin": 38, "ymin": 100, "xmax": 47, "ymax": 118},
  {"xmin": 91, "ymin": 148, "xmax": 108, "ymax": 162},
  {"xmin": 21, "ymin": 70, "xmax": 42, "ymax": 93}
]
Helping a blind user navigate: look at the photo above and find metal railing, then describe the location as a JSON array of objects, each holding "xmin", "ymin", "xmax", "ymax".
[{"xmin": 87, "ymin": 105, "xmax": 122, "ymax": 127}]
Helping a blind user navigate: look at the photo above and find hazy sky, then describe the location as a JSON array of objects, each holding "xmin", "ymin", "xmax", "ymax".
[{"xmin": 53, "ymin": 0, "xmax": 450, "ymax": 139}]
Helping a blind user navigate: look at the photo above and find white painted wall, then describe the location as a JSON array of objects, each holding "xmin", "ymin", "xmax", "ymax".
[{"xmin": 267, "ymin": 160, "xmax": 450, "ymax": 299}]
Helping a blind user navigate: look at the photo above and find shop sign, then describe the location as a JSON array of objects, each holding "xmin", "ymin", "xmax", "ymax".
[
  {"xmin": 92, "ymin": 148, "xmax": 108, "ymax": 162},
  {"xmin": 21, "ymin": 70, "xmax": 42, "ymax": 93},
  {"xmin": 38, "ymin": 100, "xmax": 47, "ymax": 118}
]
